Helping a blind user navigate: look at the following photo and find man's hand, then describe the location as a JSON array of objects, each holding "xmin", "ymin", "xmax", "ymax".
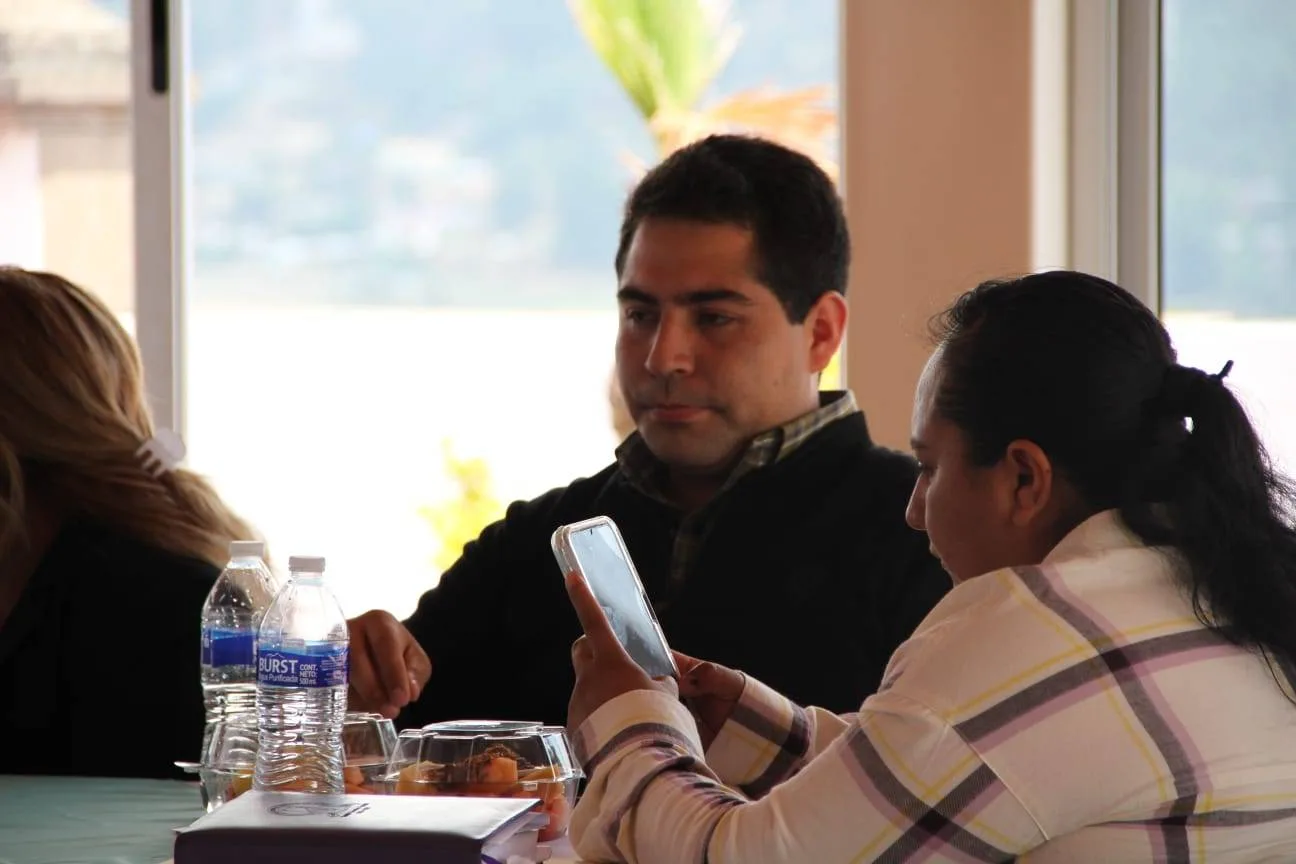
[
  {"xmin": 347, "ymin": 610, "xmax": 432, "ymax": 719},
  {"xmin": 675, "ymin": 651, "xmax": 744, "ymax": 749},
  {"xmin": 566, "ymin": 571, "xmax": 675, "ymax": 733}
]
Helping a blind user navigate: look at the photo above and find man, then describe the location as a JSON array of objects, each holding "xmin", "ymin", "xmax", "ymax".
[{"xmin": 347, "ymin": 135, "xmax": 950, "ymax": 726}]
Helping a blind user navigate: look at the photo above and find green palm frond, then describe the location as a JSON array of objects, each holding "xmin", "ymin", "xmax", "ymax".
[{"xmin": 568, "ymin": 0, "xmax": 739, "ymax": 120}]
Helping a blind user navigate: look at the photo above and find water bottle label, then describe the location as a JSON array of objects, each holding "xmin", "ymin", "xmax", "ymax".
[
  {"xmin": 201, "ymin": 628, "xmax": 256, "ymax": 668},
  {"xmin": 256, "ymin": 646, "xmax": 349, "ymax": 688}
]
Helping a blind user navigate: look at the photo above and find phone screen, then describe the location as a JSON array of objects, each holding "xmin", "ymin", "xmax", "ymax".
[{"xmin": 566, "ymin": 522, "xmax": 675, "ymax": 678}]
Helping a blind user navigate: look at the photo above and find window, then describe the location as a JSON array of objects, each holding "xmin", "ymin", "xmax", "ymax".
[
  {"xmin": 0, "ymin": 0, "xmax": 134, "ymax": 331},
  {"xmin": 174, "ymin": 0, "xmax": 840, "ymax": 616},
  {"xmin": 1161, "ymin": 0, "xmax": 1296, "ymax": 473}
]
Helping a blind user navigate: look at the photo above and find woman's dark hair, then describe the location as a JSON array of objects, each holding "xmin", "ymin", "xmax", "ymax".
[{"xmin": 932, "ymin": 270, "xmax": 1296, "ymax": 686}]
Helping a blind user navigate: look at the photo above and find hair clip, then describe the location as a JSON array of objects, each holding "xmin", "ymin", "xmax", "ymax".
[
  {"xmin": 1211, "ymin": 360, "xmax": 1234, "ymax": 383},
  {"xmin": 136, "ymin": 428, "xmax": 186, "ymax": 477}
]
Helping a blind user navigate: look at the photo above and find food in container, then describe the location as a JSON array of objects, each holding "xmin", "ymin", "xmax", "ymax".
[{"xmin": 382, "ymin": 720, "xmax": 581, "ymax": 842}]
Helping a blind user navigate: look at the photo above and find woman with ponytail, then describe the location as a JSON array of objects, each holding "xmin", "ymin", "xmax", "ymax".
[
  {"xmin": 562, "ymin": 270, "xmax": 1296, "ymax": 863},
  {"xmin": 0, "ymin": 267, "xmax": 260, "ymax": 779}
]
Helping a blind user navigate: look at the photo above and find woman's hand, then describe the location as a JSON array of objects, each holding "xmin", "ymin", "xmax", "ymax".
[
  {"xmin": 566, "ymin": 571, "xmax": 676, "ymax": 733},
  {"xmin": 674, "ymin": 651, "xmax": 745, "ymax": 749}
]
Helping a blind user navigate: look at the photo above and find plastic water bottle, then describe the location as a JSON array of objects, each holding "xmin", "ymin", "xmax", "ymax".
[
  {"xmin": 200, "ymin": 541, "xmax": 276, "ymax": 749},
  {"xmin": 254, "ymin": 555, "xmax": 349, "ymax": 793}
]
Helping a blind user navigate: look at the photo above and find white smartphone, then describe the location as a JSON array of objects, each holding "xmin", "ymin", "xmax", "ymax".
[{"xmin": 551, "ymin": 515, "xmax": 679, "ymax": 679}]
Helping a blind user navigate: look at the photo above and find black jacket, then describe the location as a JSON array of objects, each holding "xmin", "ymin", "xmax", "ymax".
[
  {"xmin": 401, "ymin": 412, "xmax": 950, "ymax": 727},
  {"xmin": 0, "ymin": 520, "xmax": 216, "ymax": 779}
]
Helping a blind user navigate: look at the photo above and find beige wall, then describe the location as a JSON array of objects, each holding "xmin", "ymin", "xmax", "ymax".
[
  {"xmin": 37, "ymin": 109, "xmax": 134, "ymax": 314},
  {"xmin": 842, "ymin": 0, "xmax": 1034, "ymax": 449},
  {"xmin": 0, "ymin": 106, "xmax": 132, "ymax": 314}
]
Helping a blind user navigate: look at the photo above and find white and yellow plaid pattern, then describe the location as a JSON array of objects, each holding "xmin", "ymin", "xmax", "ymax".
[{"xmin": 568, "ymin": 511, "xmax": 1296, "ymax": 863}]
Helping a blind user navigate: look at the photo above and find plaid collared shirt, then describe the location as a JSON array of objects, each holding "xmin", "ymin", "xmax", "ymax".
[
  {"xmin": 567, "ymin": 511, "xmax": 1296, "ymax": 863},
  {"xmin": 615, "ymin": 390, "xmax": 859, "ymax": 602}
]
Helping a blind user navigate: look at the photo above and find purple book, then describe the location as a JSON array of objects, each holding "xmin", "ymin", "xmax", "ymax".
[{"xmin": 173, "ymin": 790, "xmax": 540, "ymax": 864}]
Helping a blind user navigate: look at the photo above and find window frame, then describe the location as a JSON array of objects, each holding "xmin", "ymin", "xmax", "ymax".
[
  {"xmin": 130, "ymin": 0, "xmax": 191, "ymax": 437},
  {"xmin": 1067, "ymin": 0, "xmax": 1162, "ymax": 312}
]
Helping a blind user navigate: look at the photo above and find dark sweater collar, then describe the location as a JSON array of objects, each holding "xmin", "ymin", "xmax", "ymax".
[{"xmin": 615, "ymin": 390, "xmax": 864, "ymax": 505}]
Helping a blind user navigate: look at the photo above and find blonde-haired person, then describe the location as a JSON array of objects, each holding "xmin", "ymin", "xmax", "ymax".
[{"xmin": 0, "ymin": 266, "xmax": 259, "ymax": 780}]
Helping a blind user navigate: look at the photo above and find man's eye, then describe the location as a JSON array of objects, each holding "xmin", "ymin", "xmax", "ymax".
[{"xmin": 697, "ymin": 312, "xmax": 735, "ymax": 327}]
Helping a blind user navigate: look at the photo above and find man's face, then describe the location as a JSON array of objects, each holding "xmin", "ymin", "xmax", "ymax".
[{"xmin": 615, "ymin": 218, "xmax": 841, "ymax": 475}]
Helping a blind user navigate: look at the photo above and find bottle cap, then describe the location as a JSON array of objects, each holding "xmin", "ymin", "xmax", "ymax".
[
  {"xmin": 229, "ymin": 540, "xmax": 265, "ymax": 559},
  {"xmin": 288, "ymin": 556, "xmax": 326, "ymax": 573}
]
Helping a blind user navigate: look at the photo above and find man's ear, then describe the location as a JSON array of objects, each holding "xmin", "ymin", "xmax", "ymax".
[
  {"xmin": 1002, "ymin": 439, "xmax": 1055, "ymax": 527},
  {"xmin": 805, "ymin": 292, "xmax": 847, "ymax": 374}
]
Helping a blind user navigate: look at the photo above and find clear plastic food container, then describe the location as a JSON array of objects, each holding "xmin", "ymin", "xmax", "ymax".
[
  {"xmin": 382, "ymin": 719, "xmax": 581, "ymax": 842},
  {"xmin": 187, "ymin": 711, "xmax": 397, "ymax": 808}
]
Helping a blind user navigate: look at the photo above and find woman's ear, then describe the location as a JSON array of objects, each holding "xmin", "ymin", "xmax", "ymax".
[{"xmin": 1003, "ymin": 439, "xmax": 1054, "ymax": 527}]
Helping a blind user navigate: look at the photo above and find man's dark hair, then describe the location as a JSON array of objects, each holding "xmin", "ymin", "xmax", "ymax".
[{"xmin": 614, "ymin": 135, "xmax": 849, "ymax": 323}]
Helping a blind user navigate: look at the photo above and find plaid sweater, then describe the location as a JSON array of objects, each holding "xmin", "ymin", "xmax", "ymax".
[{"xmin": 569, "ymin": 511, "xmax": 1296, "ymax": 863}]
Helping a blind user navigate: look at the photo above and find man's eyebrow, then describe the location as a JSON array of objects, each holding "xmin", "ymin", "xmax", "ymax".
[
  {"xmin": 616, "ymin": 286, "xmax": 754, "ymax": 305},
  {"xmin": 910, "ymin": 438, "xmax": 928, "ymax": 451},
  {"xmin": 678, "ymin": 288, "xmax": 754, "ymax": 305},
  {"xmin": 616, "ymin": 286, "xmax": 657, "ymax": 305}
]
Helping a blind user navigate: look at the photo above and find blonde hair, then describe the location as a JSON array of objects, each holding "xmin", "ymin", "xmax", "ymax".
[{"xmin": 0, "ymin": 266, "xmax": 257, "ymax": 567}]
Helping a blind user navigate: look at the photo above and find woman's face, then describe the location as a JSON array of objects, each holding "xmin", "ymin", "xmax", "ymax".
[{"xmin": 905, "ymin": 350, "xmax": 1037, "ymax": 584}]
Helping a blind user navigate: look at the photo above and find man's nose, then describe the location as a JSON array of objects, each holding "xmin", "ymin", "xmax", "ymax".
[{"xmin": 645, "ymin": 315, "xmax": 695, "ymax": 378}]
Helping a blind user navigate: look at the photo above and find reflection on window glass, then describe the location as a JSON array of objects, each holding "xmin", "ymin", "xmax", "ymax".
[
  {"xmin": 181, "ymin": 0, "xmax": 839, "ymax": 616},
  {"xmin": 1162, "ymin": 0, "xmax": 1296, "ymax": 473},
  {"xmin": 0, "ymin": 0, "xmax": 134, "ymax": 333}
]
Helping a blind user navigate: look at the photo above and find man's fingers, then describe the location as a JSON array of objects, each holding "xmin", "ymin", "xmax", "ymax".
[
  {"xmin": 347, "ymin": 635, "xmax": 386, "ymax": 712},
  {"xmin": 349, "ymin": 612, "xmax": 416, "ymax": 707},
  {"xmin": 564, "ymin": 571, "xmax": 629, "ymax": 659},
  {"xmin": 366, "ymin": 614, "xmax": 416, "ymax": 706},
  {"xmin": 402, "ymin": 640, "xmax": 432, "ymax": 701}
]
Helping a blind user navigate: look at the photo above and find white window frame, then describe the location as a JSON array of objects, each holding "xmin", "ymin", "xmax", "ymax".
[
  {"xmin": 1067, "ymin": 0, "xmax": 1162, "ymax": 313},
  {"xmin": 130, "ymin": 0, "xmax": 191, "ymax": 437}
]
